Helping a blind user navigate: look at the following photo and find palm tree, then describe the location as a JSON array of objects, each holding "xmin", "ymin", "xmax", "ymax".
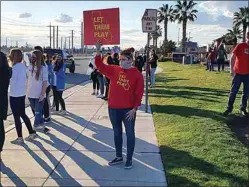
[
  {"xmin": 226, "ymin": 26, "xmax": 243, "ymax": 47},
  {"xmin": 173, "ymin": 0, "xmax": 198, "ymax": 52},
  {"xmin": 233, "ymin": 7, "xmax": 249, "ymax": 42},
  {"xmin": 152, "ymin": 25, "xmax": 162, "ymax": 48},
  {"xmin": 158, "ymin": 4, "xmax": 175, "ymax": 43}
]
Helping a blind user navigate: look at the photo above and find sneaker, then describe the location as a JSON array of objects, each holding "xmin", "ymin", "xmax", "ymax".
[
  {"xmin": 108, "ymin": 157, "xmax": 123, "ymax": 166},
  {"xmin": 95, "ymin": 91, "xmax": 99, "ymax": 96},
  {"xmin": 223, "ymin": 110, "xmax": 232, "ymax": 117},
  {"xmin": 240, "ymin": 109, "xmax": 248, "ymax": 117},
  {"xmin": 44, "ymin": 127, "xmax": 51, "ymax": 134},
  {"xmin": 59, "ymin": 110, "xmax": 67, "ymax": 115},
  {"xmin": 44, "ymin": 118, "xmax": 51, "ymax": 124},
  {"xmin": 124, "ymin": 160, "xmax": 133, "ymax": 169},
  {"xmin": 11, "ymin": 138, "xmax": 24, "ymax": 145},
  {"xmin": 91, "ymin": 91, "xmax": 95, "ymax": 95},
  {"xmin": 34, "ymin": 125, "xmax": 44, "ymax": 131},
  {"xmin": 25, "ymin": 133, "xmax": 38, "ymax": 141},
  {"xmin": 52, "ymin": 110, "xmax": 60, "ymax": 115},
  {"xmin": 97, "ymin": 94, "xmax": 104, "ymax": 98}
]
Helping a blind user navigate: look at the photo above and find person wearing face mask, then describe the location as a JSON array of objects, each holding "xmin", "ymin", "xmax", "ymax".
[{"xmin": 94, "ymin": 42, "xmax": 144, "ymax": 170}]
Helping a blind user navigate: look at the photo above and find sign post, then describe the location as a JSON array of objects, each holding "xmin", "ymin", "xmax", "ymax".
[{"xmin": 142, "ymin": 9, "xmax": 157, "ymax": 113}]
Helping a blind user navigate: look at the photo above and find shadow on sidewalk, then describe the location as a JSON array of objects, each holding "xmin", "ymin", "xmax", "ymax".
[
  {"xmin": 4, "ymin": 110, "xmax": 165, "ymax": 186},
  {"xmin": 0, "ymin": 162, "xmax": 26, "ymax": 186}
]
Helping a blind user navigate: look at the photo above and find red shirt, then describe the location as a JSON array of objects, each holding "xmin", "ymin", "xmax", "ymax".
[
  {"xmin": 95, "ymin": 55, "xmax": 144, "ymax": 109},
  {"xmin": 233, "ymin": 43, "xmax": 249, "ymax": 75}
]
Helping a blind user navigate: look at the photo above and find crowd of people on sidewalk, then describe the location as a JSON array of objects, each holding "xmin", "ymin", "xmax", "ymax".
[
  {"xmin": 0, "ymin": 45, "xmax": 67, "ymax": 160},
  {"xmin": 0, "ymin": 42, "xmax": 159, "ymax": 170}
]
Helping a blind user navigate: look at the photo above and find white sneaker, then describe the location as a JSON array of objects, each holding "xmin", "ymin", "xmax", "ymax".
[
  {"xmin": 97, "ymin": 94, "xmax": 104, "ymax": 98},
  {"xmin": 59, "ymin": 110, "xmax": 67, "ymax": 115},
  {"xmin": 25, "ymin": 133, "xmax": 38, "ymax": 141},
  {"xmin": 11, "ymin": 138, "xmax": 24, "ymax": 145},
  {"xmin": 52, "ymin": 110, "xmax": 60, "ymax": 115}
]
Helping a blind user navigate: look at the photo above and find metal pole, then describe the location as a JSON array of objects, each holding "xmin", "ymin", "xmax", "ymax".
[
  {"xmin": 56, "ymin": 26, "xmax": 59, "ymax": 48},
  {"xmin": 145, "ymin": 33, "xmax": 150, "ymax": 113}
]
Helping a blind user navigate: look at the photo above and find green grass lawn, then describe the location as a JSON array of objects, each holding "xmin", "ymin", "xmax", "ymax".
[{"xmin": 149, "ymin": 62, "xmax": 248, "ymax": 187}]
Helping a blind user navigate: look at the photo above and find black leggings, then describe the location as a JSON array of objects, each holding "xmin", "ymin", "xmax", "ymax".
[
  {"xmin": 0, "ymin": 119, "xmax": 5, "ymax": 152},
  {"xmin": 92, "ymin": 73, "xmax": 99, "ymax": 90},
  {"xmin": 10, "ymin": 96, "xmax": 35, "ymax": 138},
  {"xmin": 43, "ymin": 86, "xmax": 51, "ymax": 119},
  {"xmin": 53, "ymin": 86, "xmax": 66, "ymax": 111}
]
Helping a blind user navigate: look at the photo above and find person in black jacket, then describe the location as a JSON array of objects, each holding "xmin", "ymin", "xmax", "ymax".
[
  {"xmin": 0, "ymin": 52, "xmax": 10, "ymax": 160},
  {"xmin": 113, "ymin": 53, "xmax": 120, "ymax": 66},
  {"xmin": 135, "ymin": 55, "xmax": 144, "ymax": 72},
  {"xmin": 149, "ymin": 49, "xmax": 158, "ymax": 88}
]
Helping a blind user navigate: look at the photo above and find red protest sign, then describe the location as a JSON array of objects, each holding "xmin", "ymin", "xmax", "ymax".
[{"xmin": 83, "ymin": 8, "xmax": 120, "ymax": 45}]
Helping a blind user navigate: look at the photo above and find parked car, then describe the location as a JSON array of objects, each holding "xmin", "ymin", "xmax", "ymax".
[{"xmin": 44, "ymin": 48, "xmax": 75, "ymax": 73}]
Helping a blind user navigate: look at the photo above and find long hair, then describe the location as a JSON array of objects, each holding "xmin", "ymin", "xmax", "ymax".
[
  {"xmin": 8, "ymin": 48, "xmax": 23, "ymax": 67},
  {"xmin": 31, "ymin": 50, "xmax": 44, "ymax": 81}
]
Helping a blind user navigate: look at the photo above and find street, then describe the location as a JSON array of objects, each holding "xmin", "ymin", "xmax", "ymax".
[{"xmin": 7, "ymin": 57, "xmax": 91, "ymax": 116}]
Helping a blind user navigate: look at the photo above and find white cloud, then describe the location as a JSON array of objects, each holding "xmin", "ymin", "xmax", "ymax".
[
  {"xmin": 19, "ymin": 12, "xmax": 32, "ymax": 18},
  {"xmin": 55, "ymin": 14, "xmax": 73, "ymax": 23}
]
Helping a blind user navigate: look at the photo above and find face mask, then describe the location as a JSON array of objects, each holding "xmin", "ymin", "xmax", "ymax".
[{"xmin": 120, "ymin": 60, "xmax": 132, "ymax": 69}]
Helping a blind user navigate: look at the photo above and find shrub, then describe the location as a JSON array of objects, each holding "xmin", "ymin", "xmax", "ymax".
[{"xmin": 158, "ymin": 56, "xmax": 172, "ymax": 62}]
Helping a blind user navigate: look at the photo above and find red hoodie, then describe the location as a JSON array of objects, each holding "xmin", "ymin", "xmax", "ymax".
[{"xmin": 95, "ymin": 55, "xmax": 144, "ymax": 109}]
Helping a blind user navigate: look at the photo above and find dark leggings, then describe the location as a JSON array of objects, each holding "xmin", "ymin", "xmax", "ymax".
[
  {"xmin": 43, "ymin": 86, "xmax": 51, "ymax": 119},
  {"xmin": 92, "ymin": 76, "xmax": 99, "ymax": 90},
  {"xmin": 0, "ymin": 119, "xmax": 5, "ymax": 152},
  {"xmin": 10, "ymin": 96, "xmax": 35, "ymax": 138},
  {"xmin": 53, "ymin": 86, "xmax": 66, "ymax": 111}
]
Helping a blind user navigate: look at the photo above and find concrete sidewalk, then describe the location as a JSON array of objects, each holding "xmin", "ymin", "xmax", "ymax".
[{"xmin": 0, "ymin": 81, "xmax": 167, "ymax": 186}]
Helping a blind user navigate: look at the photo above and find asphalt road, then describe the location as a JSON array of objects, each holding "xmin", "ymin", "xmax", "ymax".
[{"xmin": 7, "ymin": 58, "xmax": 91, "ymax": 115}]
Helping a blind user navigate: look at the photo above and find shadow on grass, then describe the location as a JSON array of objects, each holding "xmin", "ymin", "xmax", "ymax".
[
  {"xmin": 150, "ymin": 89, "xmax": 221, "ymax": 103},
  {"xmin": 154, "ymin": 85, "xmax": 229, "ymax": 97},
  {"xmin": 150, "ymin": 104, "xmax": 225, "ymax": 122},
  {"xmin": 156, "ymin": 76, "xmax": 189, "ymax": 83},
  {"xmin": 161, "ymin": 146, "xmax": 248, "ymax": 187},
  {"xmin": 226, "ymin": 115, "xmax": 249, "ymax": 147}
]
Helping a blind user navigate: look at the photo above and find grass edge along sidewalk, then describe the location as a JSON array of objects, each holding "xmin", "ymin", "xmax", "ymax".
[{"xmin": 149, "ymin": 62, "xmax": 248, "ymax": 187}]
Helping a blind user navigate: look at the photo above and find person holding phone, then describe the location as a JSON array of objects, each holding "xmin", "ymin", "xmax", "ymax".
[{"xmin": 27, "ymin": 50, "xmax": 51, "ymax": 133}]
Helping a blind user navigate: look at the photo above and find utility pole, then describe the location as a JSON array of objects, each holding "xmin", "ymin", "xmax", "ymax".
[
  {"xmin": 61, "ymin": 36, "xmax": 63, "ymax": 49},
  {"xmin": 71, "ymin": 30, "xmax": 74, "ymax": 54},
  {"xmin": 56, "ymin": 26, "xmax": 59, "ymax": 49},
  {"xmin": 49, "ymin": 23, "xmax": 52, "ymax": 48},
  {"xmin": 64, "ymin": 37, "xmax": 66, "ymax": 50},
  {"xmin": 53, "ymin": 26, "xmax": 55, "ymax": 48},
  {"xmin": 16, "ymin": 41, "xmax": 18, "ymax": 47},
  {"xmin": 81, "ymin": 22, "xmax": 83, "ymax": 54},
  {"xmin": 178, "ymin": 27, "xmax": 180, "ymax": 46},
  {"xmin": 68, "ymin": 37, "xmax": 71, "ymax": 52},
  {"xmin": 6, "ymin": 37, "xmax": 7, "ymax": 47}
]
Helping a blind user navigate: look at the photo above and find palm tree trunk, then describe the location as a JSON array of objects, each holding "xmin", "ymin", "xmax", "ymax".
[
  {"xmin": 243, "ymin": 26, "xmax": 247, "ymax": 42},
  {"xmin": 164, "ymin": 19, "xmax": 168, "ymax": 42},
  {"xmin": 182, "ymin": 20, "xmax": 187, "ymax": 52}
]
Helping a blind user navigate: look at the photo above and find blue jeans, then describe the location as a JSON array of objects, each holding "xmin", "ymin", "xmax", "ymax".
[
  {"xmin": 28, "ymin": 98, "xmax": 45, "ymax": 128},
  {"xmin": 108, "ymin": 108, "xmax": 136, "ymax": 161},
  {"xmin": 150, "ymin": 68, "xmax": 156, "ymax": 86},
  {"xmin": 97, "ymin": 75, "xmax": 104, "ymax": 95},
  {"xmin": 227, "ymin": 74, "xmax": 249, "ymax": 111}
]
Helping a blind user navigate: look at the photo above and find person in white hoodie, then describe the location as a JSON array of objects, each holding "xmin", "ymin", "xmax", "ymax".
[
  {"xmin": 27, "ymin": 50, "xmax": 51, "ymax": 133},
  {"xmin": 8, "ymin": 48, "xmax": 37, "ymax": 144}
]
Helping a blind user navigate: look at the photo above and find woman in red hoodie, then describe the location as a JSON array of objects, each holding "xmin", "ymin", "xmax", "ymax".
[{"xmin": 95, "ymin": 42, "xmax": 144, "ymax": 169}]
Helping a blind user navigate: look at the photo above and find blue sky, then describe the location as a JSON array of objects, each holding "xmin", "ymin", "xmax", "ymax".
[{"xmin": 1, "ymin": 1, "xmax": 248, "ymax": 49}]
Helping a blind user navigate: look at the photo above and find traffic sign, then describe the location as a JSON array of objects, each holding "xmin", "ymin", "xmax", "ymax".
[{"xmin": 142, "ymin": 9, "xmax": 157, "ymax": 33}]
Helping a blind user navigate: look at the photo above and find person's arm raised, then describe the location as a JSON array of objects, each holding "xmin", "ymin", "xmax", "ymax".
[{"xmin": 94, "ymin": 41, "xmax": 115, "ymax": 79}]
